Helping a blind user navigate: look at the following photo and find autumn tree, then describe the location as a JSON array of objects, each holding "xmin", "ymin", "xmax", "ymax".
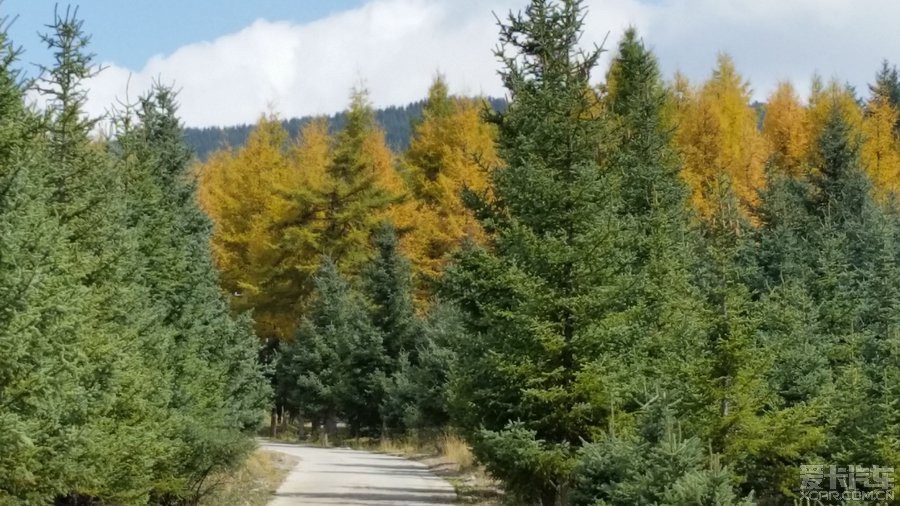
[
  {"xmin": 673, "ymin": 54, "xmax": 767, "ymax": 218},
  {"xmin": 402, "ymin": 76, "xmax": 499, "ymax": 284},
  {"xmin": 862, "ymin": 64, "xmax": 900, "ymax": 200},
  {"xmin": 763, "ymin": 81, "xmax": 810, "ymax": 177},
  {"xmin": 197, "ymin": 115, "xmax": 322, "ymax": 340}
]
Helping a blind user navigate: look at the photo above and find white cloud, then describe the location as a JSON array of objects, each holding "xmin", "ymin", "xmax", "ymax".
[{"xmin": 83, "ymin": 0, "xmax": 900, "ymax": 127}]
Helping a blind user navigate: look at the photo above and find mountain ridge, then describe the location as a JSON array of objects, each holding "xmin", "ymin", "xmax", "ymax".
[{"xmin": 183, "ymin": 97, "xmax": 507, "ymax": 160}]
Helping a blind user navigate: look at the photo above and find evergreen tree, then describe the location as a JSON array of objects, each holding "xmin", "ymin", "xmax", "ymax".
[
  {"xmin": 444, "ymin": 2, "xmax": 623, "ymax": 502},
  {"xmin": 276, "ymin": 310, "xmax": 342, "ymax": 440},
  {"xmin": 1, "ymin": 10, "xmax": 268, "ymax": 502},
  {"xmin": 806, "ymin": 110, "xmax": 899, "ymax": 470},
  {"xmin": 277, "ymin": 260, "xmax": 385, "ymax": 438},
  {"xmin": 363, "ymin": 223, "xmax": 419, "ymax": 366},
  {"xmin": 0, "ymin": 24, "xmax": 93, "ymax": 503},
  {"xmin": 571, "ymin": 403, "xmax": 753, "ymax": 506},
  {"xmin": 749, "ymin": 108, "xmax": 900, "ymax": 500},
  {"xmin": 319, "ymin": 89, "xmax": 402, "ymax": 274},
  {"xmin": 364, "ymin": 224, "xmax": 464, "ymax": 432},
  {"xmin": 37, "ymin": 11, "xmax": 172, "ymax": 503},
  {"xmin": 113, "ymin": 86, "xmax": 269, "ymax": 502},
  {"xmin": 398, "ymin": 301, "xmax": 462, "ymax": 430},
  {"xmin": 595, "ymin": 27, "xmax": 714, "ymax": 440},
  {"xmin": 870, "ymin": 60, "xmax": 900, "ymax": 130}
]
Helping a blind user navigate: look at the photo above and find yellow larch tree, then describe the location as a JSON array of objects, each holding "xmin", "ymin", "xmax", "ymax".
[
  {"xmin": 763, "ymin": 81, "xmax": 810, "ymax": 177},
  {"xmin": 196, "ymin": 115, "xmax": 323, "ymax": 340},
  {"xmin": 401, "ymin": 76, "xmax": 499, "ymax": 283},
  {"xmin": 862, "ymin": 93, "xmax": 900, "ymax": 199},
  {"xmin": 292, "ymin": 118, "xmax": 331, "ymax": 190},
  {"xmin": 672, "ymin": 55, "xmax": 767, "ymax": 218}
]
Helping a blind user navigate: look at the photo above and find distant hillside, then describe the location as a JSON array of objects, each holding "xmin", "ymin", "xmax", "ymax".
[{"xmin": 183, "ymin": 97, "xmax": 507, "ymax": 160}]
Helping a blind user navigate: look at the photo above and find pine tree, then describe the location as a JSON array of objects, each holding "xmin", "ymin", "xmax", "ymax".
[
  {"xmin": 748, "ymin": 108, "xmax": 900, "ymax": 500},
  {"xmin": 592, "ymin": 27, "xmax": 714, "ymax": 440},
  {"xmin": 696, "ymin": 175, "xmax": 825, "ymax": 499},
  {"xmin": 276, "ymin": 307, "xmax": 342, "ymax": 441},
  {"xmin": 0, "ymin": 23, "xmax": 92, "ymax": 503},
  {"xmin": 36, "ymin": 11, "xmax": 172, "ymax": 502},
  {"xmin": 319, "ymin": 89, "xmax": 403, "ymax": 275},
  {"xmin": 571, "ymin": 403, "xmax": 753, "ymax": 506},
  {"xmin": 443, "ymin": 2, "xmax": 624, "ymax": 502},
  {"xmin": 363, "ymin": 223, "xmax": 464, "ymax": 433},
  {"xmin": 399, "ymin": 301, "xmax": 462, "ymax": 430},
  {"xmin": 870, "ymin": 60, "xmax": 900, "ymax": 132},
  {"xmin": 112, "ymin": 86, "xmax": 269, "ymax": 502},
  {"xmin": 806, "ymin": 110, "xmax": 899, "ymax": 470},
  {"xmin": 277, "ymin": 260, "xmax": 385, "ymax": 438},
  {"xmin": 362, "ymin": 222, "xmax": 419, "ymax": 367}
]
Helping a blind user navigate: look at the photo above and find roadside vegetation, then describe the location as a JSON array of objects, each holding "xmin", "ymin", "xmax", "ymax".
[
  {"xmin": 198, "ymin": 450, "xmax": 297, "ymax": 506},
  {"xmin": 3, "ymin": 1, "xmax": 900, "ymax": 504}
]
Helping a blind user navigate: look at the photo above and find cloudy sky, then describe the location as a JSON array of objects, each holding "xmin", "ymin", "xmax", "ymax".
[{"xmin": 6, "ymin": 0, "xmax": 900, "ymax": 127}]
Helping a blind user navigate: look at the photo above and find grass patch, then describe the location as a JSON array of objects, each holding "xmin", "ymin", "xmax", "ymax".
[{"xmin": 198, "ymin": 448, "xmax": 297, "ymax": 506}]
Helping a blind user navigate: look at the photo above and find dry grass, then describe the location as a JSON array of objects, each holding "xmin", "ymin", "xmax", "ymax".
[
  {"xmin": 198, "ymin": 448, "xmax": 297, "ymax": 506},
  {"xmin": 437, "ymin": 433, "xmax": 475, "ymax": 470}
]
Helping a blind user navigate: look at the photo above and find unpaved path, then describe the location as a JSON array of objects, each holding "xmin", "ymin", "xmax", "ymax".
[{"xmin": 261, "ymin": 441, "xmax": 457, "ymax": 505}]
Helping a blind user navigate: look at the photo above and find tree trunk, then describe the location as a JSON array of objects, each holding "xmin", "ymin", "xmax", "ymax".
[
  {"xmin": 297, "ymin": 412, "xmax": 306, "ymax": 441},
  {"xmin": 269, "ymin": 406, "xmax": 278, "ymax": 438},
  {"xmin": 541, "ymin": 486, "xmax": 557, "ymax": 506},
  {"xmin": 325, "ymin": 412, "xmax": 338, "ymax": 446}
]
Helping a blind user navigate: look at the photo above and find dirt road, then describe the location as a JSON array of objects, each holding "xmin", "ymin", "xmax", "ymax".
[{"xmin": 262, "ymin": 441, "xmax": 457, "ymax": 505}]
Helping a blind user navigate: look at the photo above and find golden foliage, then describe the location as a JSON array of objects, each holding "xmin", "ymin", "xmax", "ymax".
[
  {"xmin": 197, "ymin": 90, "xmax": 413, "ymax": 341},
  {"xmin": 401, "ymin": 77, "xmax": 499, "ymax": 283},
  {"xmin": 672, "ymin": 55, "xmax": 767, "ymax": 218},
  {"xmin": 862, "ymin": 95, "xmax": 900, "ymax": 200},
  {"xmin": 197, "ymin": 115, "xmax": 318, "ymax": 339},
  {"xmin": 763, "ymin": 82, "xmax": 810, "ymax": 177}
]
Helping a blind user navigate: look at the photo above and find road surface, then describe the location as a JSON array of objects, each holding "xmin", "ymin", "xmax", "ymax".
[{"xmin": 261, "ymin": 441, "xmax": 457, "ymax": 505}]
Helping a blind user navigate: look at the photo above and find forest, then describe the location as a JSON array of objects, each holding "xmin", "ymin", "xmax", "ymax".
[
  {"xmin": 182, "ymin": 97, "xmax": 507, "ymax": 160},
  {"xmin": 0, "ymin": 9, "xmax": 268, "ymax": 506},
  {"xmin": 2, "ymin": 0, "xmax": 900, "ymax": 504}
]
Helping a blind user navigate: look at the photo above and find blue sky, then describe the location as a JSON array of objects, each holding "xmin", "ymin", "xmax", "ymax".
[
  {"xmin": 6, "ymin": 0, "xmax": 900, "ymax": 127},
  {"xmin": 5, "ymin": 0, "xmax": 363, "ymax": 68}
]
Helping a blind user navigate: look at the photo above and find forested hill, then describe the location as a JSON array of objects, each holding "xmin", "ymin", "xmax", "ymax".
[{"xmin": 183, "ymin": 96, "xmax": 507, "ymax": 159}]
